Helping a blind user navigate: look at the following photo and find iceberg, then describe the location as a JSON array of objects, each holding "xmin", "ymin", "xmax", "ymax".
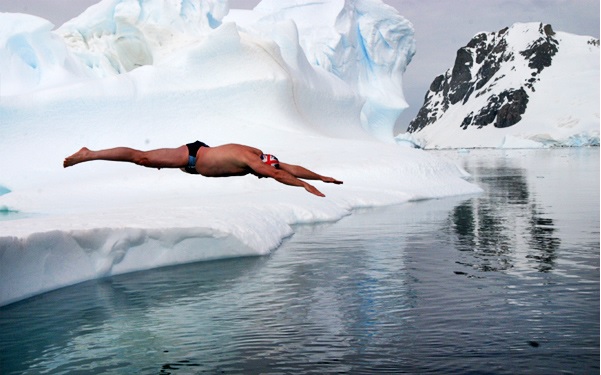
[
  {"xmin": 0, "ymin": 0, "xmax": 480, "ymax": 307},
  {"xmin": 230, "ymin": 0, "xmax": 417, "ymax": 140}
]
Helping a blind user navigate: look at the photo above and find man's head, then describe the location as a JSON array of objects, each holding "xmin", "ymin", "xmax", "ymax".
[{"xmin": 261, "ymin": 154, "xmax": 280, "ymax": 169}]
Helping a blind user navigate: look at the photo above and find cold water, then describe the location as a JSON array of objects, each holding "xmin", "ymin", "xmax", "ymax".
[{"xmin": 1, "ymin": 148, "xmax": 598, "ymax": 374}]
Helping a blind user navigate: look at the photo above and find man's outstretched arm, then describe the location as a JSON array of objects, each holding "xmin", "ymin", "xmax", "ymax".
[
  {"xmin": 278, "ymin": 163, "xmax": 343, "ymax": 184},
  {"xmin": 248, "ymin": 159, "xmax": 326, "ymax": 197}
]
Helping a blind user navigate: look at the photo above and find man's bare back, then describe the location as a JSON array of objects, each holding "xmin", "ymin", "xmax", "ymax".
[
  {"xmin": 195, "ymin": 144, "xmax": 264, "ymax": 177},
  {"xmin": 64, "ymin": 142, "xmax": 342, "ymax": 197}
]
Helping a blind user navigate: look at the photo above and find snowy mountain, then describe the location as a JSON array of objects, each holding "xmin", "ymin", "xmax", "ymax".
[{"xmin": 401, "ymin": 23, "xmax": 599, "ymax": 149}]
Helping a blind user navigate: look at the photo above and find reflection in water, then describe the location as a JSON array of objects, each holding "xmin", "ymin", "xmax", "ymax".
[
  {"xmin": 449, "ymin": 163, "xmax": 560, "ymax": 273},
  {"xmin": 528, "ymin": 212, "xmax": 561, "ymax": 272}
]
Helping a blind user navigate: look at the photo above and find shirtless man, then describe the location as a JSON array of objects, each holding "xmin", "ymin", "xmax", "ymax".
[{"xmin": 63, "ymin": 141, "xmax": 342, "ymax": 197}]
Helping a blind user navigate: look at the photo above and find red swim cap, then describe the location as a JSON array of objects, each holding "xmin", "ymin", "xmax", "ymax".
[{"xmin": 261, "ymin": 154, "xmax": 280, "ymax": 168}]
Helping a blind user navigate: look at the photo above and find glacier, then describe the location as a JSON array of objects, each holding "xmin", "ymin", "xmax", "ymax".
[{"xmin": 0, "ymin": 0, "xmax": 480, "ymax": 307}]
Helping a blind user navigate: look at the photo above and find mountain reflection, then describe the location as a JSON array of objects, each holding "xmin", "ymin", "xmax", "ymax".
[{"xmin": 448, "ymin": 165, "xmax": 560, "ymax": 273}]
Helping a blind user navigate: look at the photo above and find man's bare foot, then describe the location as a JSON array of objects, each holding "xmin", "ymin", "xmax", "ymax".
[{"xmin": 63, "ymin": 147, "xmax": 92, "ymax": 168}]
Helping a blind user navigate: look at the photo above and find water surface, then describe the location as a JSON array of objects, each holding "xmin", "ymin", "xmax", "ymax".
[{"xmin": 1, "ymin": 148, "xmax": 598, "ymax": 374}]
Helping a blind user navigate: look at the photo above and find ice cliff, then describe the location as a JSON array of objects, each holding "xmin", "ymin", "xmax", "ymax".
[{"xmin": 402, "ymin": 23, "xmax": 600, "ymax": 149}]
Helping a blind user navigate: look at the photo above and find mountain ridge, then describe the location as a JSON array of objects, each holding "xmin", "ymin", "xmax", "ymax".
[{"xmin": 403, "ymin": 22, "xmax": 599, "ymax": 149}]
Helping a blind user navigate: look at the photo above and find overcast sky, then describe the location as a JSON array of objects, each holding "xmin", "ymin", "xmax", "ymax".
[{"xmin": 1, "ymin": 0, "xmax": 599, "ymax": 132}]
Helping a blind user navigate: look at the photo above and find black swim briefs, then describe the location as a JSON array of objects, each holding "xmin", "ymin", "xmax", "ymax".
[{"xmin": 182, "ymin": 140, "xmax": 209, "ymax": 174}]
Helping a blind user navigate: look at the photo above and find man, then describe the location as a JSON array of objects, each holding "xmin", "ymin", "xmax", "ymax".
[{"xmin": 64, "ymin": 141, "xmax": 343, "ymax": 197}]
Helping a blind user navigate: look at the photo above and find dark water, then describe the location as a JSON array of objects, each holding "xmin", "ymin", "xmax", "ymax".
[{"xmin": 1, "ymin": 148, "xmax": 599, "ymax": 374}]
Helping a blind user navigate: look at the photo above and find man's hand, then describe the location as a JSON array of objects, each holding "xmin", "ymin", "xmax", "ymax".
[
  {"xmin": 321, "ymin": 176, "xmax": 343, "ymax": 184},
  {"xmin": 304, "ymin": 182, "xmax": 326, "ymax": 197}
]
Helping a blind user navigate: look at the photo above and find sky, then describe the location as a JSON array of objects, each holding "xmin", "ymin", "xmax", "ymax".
[{"xmin": 1, "ymin": 0, "xmax": 599, "ymax": 132}]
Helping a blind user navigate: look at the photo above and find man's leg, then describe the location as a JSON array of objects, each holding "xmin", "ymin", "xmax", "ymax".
[{"xmin": 64, "ymin": 145, "xmax": 189, "ymax": 169}]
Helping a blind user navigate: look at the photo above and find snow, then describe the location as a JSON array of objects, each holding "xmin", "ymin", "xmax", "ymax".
[
  {"xmin": 401, "ymin": 23, "xmax": 600, "ymax": 149},
  {"xmin": 0, "ymin": 0, "xmax": 478, "ymax": 307}
]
